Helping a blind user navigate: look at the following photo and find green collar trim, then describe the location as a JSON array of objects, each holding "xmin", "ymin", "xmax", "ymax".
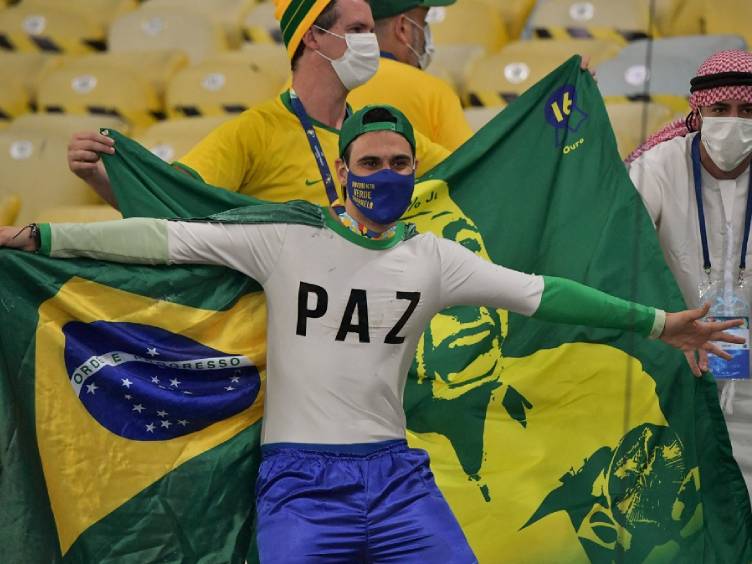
[
  {"xmin": 280, "ymin": 90, "xmax": 351, "ymax": 135},
  {"xmin": 323, "ymin": 207, "xmax": 406, "ymax": 249}
]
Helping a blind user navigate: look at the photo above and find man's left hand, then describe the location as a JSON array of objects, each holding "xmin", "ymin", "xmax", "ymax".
[{"xmin": 662, "ymin": 304, "xmax": 745, "ymax": 377}]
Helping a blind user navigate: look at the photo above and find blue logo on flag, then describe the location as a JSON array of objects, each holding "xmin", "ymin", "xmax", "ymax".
[
  {"xmin": 63, "ymin": 321, "xmax": 261, "ymax": 441},
  {"xmin": 545, "ymin": 85, "xmax": 589, "ymax": 148}
]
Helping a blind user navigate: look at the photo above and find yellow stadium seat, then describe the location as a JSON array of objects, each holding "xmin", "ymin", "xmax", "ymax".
[
  {"xmin": 480, "ymin": 0, "xmax": 537, "ymax": 40},
  {"xmin": 243, "ymin": 2, "xmax": 282, "ymax": 45},
  {"xmin": 23, "ymin": 0, "xmax": 138, "ymax": 28},
  {"xmin": 605, "ymin": 101, "xmax": 678, "ymax": 159},
  {"xmin": 32, "ymin": 205, "xmax": 122, "ymax": 224},
  {"xmin": 430, "ymin": 45, "xmax": 485, "ymax": 93},
  {"xmin": 239, "ymin": 43, "xmax": 291, "ymax": 86},
  {"xmin": 6, "ymin": 113, "xmax": 129, "ymax": 138},
  {"xmin": 57, "ymin": 50, "xmax": 189, "ymax": 100},
  {"xmin": 529, "ymin": 0, "xmax": 654, "ymax": 44},
  {"xmin": 0, "ymin": 1, "xmax": 107, "ymax": 54},
  {"xmin": 166, "ymin": 55, "xmax": 284, "ymax": 119},
  {"xmin": 0, "ymin": 129, "xmax": 105, "ymax": 226},
  {"xmin": 464, "ymin": 107, "xmax": 502, "ymax": 132},
  {"xmin": 653, "ymin": 0, "xmax": 704, "ymax": 36},
  {"xmin": 145, "ymin": 0, "xmax": 254, "ymax": 49},
  {"xmin": 109, "ymin": 7, "xmax": 229, "ymax": 64},
  {"xmin": 428, "ymin": 0, "xmax": 508, "ymax": 53},
  {"xmin": 136, "ymin": 117, "xmax": 233, "ymax": 163},
  {"xmin": 37, "ymin": 64, "xmax": 163, "ymax": 127},
  {"xmin": 0, "ymin": 52, "xmax": 62, "ymax": 103},
  {"xmin": 464, "ymin": 39, "xmax": 622, "ymax": 107},
  {"xmin": 704, "ymin": 0, "xmax": 752, "ymax": 47},
  {"xmin": 0, "ymin": 193, "xmax": 21, "ymax": 225},
  {"xmin": 0, "ymin": 79, "xmax": 28, "ymax": 126}
]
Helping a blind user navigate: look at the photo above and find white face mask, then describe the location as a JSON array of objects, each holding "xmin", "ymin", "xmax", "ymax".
[
  {"xmin": 314, "ymin": 27, "xmax": 380, "ymax": 90},
  {"xmin": 700, "ymin": 115, "xmax": 752, "ymax": 172},
  {"xmin": 404, "ymin": 16, "xmax": 434, "ymax": 70}
]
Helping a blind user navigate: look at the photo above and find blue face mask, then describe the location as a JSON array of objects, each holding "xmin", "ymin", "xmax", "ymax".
[{"xmin": 345, "ymin": 167, "xmax": 415, "ymax": 224}]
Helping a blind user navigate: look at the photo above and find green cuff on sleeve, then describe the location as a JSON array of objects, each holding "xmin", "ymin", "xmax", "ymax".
[
  {"xmin": 534, "ymin": 276, "xmax": 657, "ymax": 337},
  {"xmin": 38, "ymin": 223, "xmax": 52, "ymax": 256}
]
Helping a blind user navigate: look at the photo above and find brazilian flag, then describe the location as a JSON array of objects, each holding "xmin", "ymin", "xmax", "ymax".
[{"xmin": 1, "ymin": 57, "xmax": 750, "ymax": 563}]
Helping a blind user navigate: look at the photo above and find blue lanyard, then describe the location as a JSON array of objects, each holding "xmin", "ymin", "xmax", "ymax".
[
  {"xmin": 289, "ymin": 90, "xmax": 345, "ymax": 214},
  {"xmin": 691, "ymin": 133, "xmax": 752, "ymax": 282}
]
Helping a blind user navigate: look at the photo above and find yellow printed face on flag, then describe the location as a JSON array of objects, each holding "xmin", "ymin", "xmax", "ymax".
[
  {"xmin": 35, "ymin": 278, "xmax": 267, "ymax": 554},
  {"xmin": 404, "ymin": 180, "xmax": 701, "ymax": 562}
]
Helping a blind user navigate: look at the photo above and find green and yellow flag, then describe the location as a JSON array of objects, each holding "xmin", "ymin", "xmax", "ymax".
[{"xmin": 1, "ymin": 57, "xmax": 750, "ymax": 563}]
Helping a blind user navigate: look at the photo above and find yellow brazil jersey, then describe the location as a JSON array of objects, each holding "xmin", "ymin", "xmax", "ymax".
[
  {"xmin": 348, "ymin": 56, "xmax": 473, "ymax": 152},
  {"xmin": 176, "ymin": 90, "xmax": 450, "ymax": 204}
]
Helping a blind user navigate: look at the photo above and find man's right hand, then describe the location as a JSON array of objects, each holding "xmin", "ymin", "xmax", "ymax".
[{"xmin": 67, "ymin": 131, "xmax": 119, "ymax": 207}]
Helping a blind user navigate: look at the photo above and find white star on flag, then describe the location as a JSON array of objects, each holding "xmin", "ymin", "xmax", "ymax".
[
  {"xmin": 151, "ymin": 376, "xmax": 160, "ymax": 384},
  {"xmin": 146, "ymin": 423, "xmax": 155, "ymax": 433},
  {"xmin": 230, "ymin": 376, "xmax": 240, "ymax": 383},
  {"xmin": 86, "ymin": 383, "xmax": 98, "ymax": 395},
  {"xmin": 170, "ymin": 378, "xmax": 181, "ymax": 388},
  {"xmin": 133, "ymin": 404, "xmax": 145, "ymax": 413},
  {"xmin": 146, "ymin": 347, "xmax": 160, "ymax": 357},
  {"xmin": 178, "ymin": 420, "xmax": 189, "ymax": 426},
  {"xmin": 157, "ymin": 410, "xmax": 168, "ymax": 418},
  {"xmin": 121, "ymin": 378, "xmax": 133, "ymax": 388},
  {"xmin": 225, "ymin": 386, "xmax": 235, "ymax": 391},
  {"xmin": 161, "ymin": 420, "xmax": 172, "ymax": 429},
  {"xmin": 125, "ymin": 394, "xmax": 132, "ymax": 400}
]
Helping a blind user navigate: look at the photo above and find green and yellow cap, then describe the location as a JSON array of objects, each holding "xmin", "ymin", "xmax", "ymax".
[
  {"xmin": 339, "ymin": 104, "xmax": 416, "ymax": 157},
  {"xmin": 370, "ymin": 0, "xmax": 455, "ymax": 20},
  {"xmin": 274, "ymin": 0, "xmax": 332, "ymax": 58}
]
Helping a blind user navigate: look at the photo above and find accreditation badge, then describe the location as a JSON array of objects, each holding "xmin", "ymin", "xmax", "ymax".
[{"xmin": 701, "ymin": 282, "xmax": 751, "ymax": 381}]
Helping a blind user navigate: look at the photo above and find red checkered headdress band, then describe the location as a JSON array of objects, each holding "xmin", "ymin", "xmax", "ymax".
[{"xmin": 688, "ymin": 49, "xmax": 752, "ymax": 110}]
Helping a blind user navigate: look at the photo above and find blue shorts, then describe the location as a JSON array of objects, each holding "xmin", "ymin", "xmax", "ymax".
[{"xmin": 255, "ymin": 440, "xmax": 477, "ymax": 563}]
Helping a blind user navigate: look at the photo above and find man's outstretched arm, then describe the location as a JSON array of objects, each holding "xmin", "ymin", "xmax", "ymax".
[
  {"xmin": 0, "ymin": 219, "xmax": 286, "ymax": 284},
  {"xmin": 437, "ymin": 238, "xmax": 744, "ymax": 375}
]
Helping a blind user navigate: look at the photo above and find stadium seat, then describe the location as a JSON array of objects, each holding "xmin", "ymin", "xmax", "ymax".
[
  {"xmin": 464, "ymin": 39, "xmax": 622, "ymax": 107},
  {"xmin": 0, "ymin": 52, "xmax": 61, "ymax": 104},
  {"xmin": 480, "ymin": 0, "xmax": 537, "ymax": 40},
  {"xmin": 239, "ymin": 43, "xmax": 291, "ymax": 86},
  {"xmin": 242, "ymin": 2, "xmax": 282, "ymax": 45},
  {"xmin": 109, "ymin": 7, "xmax": 229, "ymax": 64},
  {"xmin": 430, "ymin": 45, "xmax": 485, "ymax": 92},
  {"xmin": 0, "ymin": 127, "xmax": 109, "ymax": 225},
  {"xmin": 605, "ymin": 101, "xmax": 677, "ymax": 159},
  {"xmin": 32, "ymin": 205, "xmax": 122, "ymax": 224},
  {"xmin": 166, "ymin": 55, "xmax": 284, "ymax": 119},
  {"xmin": 704, "ymin": 0, "xmax": 752, "ymax": 47},
  {"xmin": 144, "ymin": 0, "xmax": 254, "ymax": 49},
  {"xmin": 5, "ymin": 113, "xmax": 129, "ymax": 139},
  {"xmin": 37, "ymin": 64, "xmax": 164, "ymax": 127},
  {"xmin": 653, "ymin": 0, "xmax": 704, "ymax": 36},
  {"xmin": 464, "ymin": 107, "xmax": 502, "ymax": 132},
  {"xmin": 58, "ymin": 50, "xmax": 189, "ymax": 100},
  {"xmin": 428, "ymin": 0, "xmax": 508, "ymax": 53},
  {"xmin": 597, "ymin": 35, "xmax": 747, "ymax": 113},
  {"xmin": 528, "ymin": 0, "xmax": 653, "ymax": 43},
  {"xmin": 22, "ymin": 0, "xmax": 139, "ymax": 28},
  {"xmin": 0, "ymin": 79, "xmax": 28, "ymax": 126},
  {"xmin": 0, "ymin": 194, "xmax": 21, "ymax": 225},
  {"xmin": 136, "ymin": 116, "xmax": 232, "ymax": 163},
  {"xmin": 0, "ymin": 1, "xmax": 107, "ymax": 54}
]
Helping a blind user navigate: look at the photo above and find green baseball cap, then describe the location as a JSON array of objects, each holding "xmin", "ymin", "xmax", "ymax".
[
  {"xmin": 370, "ymin": 0, "xmax": 456, "ymax": 21},
  {"xmin": 339, "ymin": 104, "xmax": 416, "ymax": 157}
]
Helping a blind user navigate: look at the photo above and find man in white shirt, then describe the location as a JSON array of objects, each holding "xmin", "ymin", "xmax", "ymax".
[
  {"xmin": 3, "ymin": 105, "xmax": 743, "ymax": 563},
  {"xmin": 628, "ymin": 49, "xmax": 752, "ymax": 496}
]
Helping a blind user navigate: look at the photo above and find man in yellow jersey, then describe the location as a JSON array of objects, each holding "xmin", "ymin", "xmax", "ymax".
[
  {"xmin": 66, "ymin": 0, "xmax": 450, "ymax": 209},
  {"xmin": 348, "ymin": 0, "xmax": 474, "ymax": 151}
]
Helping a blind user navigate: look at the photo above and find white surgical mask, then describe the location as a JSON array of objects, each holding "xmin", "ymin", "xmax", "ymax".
[
  {"xmin": 404, "ymin": 16, "xmax": 434, "ymax": 70},
  {"xmin": 700, "ymin": 115, "xmax": 752, "ymax": 172},
  {"xmin": 314, "ymin": 26, "xmax": 380, "ymax": 90}
]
